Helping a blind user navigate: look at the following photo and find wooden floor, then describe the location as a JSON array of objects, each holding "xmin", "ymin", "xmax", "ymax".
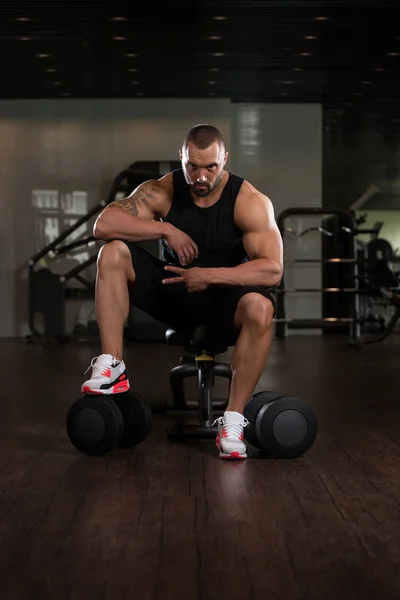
[{"xmin": 0, "ymin": 332, "xmax": 400, "ymax": 599}]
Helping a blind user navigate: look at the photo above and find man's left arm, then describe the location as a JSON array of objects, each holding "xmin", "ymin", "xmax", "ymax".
[{"xmin": 206, "ymin": 192, "xmax": 284, "ymax": 288}]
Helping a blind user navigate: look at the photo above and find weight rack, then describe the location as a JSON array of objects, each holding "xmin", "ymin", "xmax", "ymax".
[{"xmin": 275, "ymin": 207, "xmax": 362, "ymax": 339}]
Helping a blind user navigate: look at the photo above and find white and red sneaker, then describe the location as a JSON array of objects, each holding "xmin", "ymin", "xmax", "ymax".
[
  {"xmin": 214, "ymin": 411, "xmax": 249, "ymax": 459},
  {"xmin": 81, "ymin": 354, "xmax": 129, "ymax": 395}
]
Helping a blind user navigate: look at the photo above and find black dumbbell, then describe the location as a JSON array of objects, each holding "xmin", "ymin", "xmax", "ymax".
[
  {"xmin": 66, "ymin": 390, "xmax": 152, "ymax": 456},
  {"xmin": 243, "ymin": 391, "xmax": 317, "ymax": 459}
]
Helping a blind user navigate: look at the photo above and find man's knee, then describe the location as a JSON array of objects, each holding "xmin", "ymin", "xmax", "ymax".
[
  {"xmin": 234, "ymin": 293, "xmax": 274, "ymax": 330},
  {"xmin": 97, "ymin": 241, "xmax": 135, "ymax": 279}
]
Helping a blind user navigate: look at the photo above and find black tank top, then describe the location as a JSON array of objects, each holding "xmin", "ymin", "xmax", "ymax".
[{"xmin": 160, "ymin": 169, "xmax": 247, "ymax": 268}]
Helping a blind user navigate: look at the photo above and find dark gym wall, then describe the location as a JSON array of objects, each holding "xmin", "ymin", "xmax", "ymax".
[
  {"xmin": 323, "ymin": 102, "xmax": 400, "ymax": 210},
  {"xmin": 322, "ymin": 102, "xmax": 400, "ymax": 255}
]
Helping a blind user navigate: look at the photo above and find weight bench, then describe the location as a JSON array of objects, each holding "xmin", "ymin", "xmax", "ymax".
[{"xmin": 165, "ymin": 325, "xmax": 234, "ymax": 440}]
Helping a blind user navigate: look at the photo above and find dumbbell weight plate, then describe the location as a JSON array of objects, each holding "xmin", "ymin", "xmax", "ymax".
[
  {"xmin": 113, "ymin": 391, "xmax": 153, "ymax": 448},
  {"xmin": 66, "ymin": 395, "xmax": 123, "ymax": 456},
  {"xmin": 255, "ymin": 395, "xmax": 318, "ymax": 459},
  {"xmin": 244, "ymin": 391, "xmax": 285, "ymax": 449}
]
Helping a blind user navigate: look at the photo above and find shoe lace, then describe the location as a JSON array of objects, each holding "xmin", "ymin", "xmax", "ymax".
[
  {"xmin": 212, "ymin": 416, "xmax": 249, "ymax": 439},
  {"xmin": 84, "ymin": 357, "xmax": 110, "ymax": 377}
]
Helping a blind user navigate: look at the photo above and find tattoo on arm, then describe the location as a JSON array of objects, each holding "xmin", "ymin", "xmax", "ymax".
[{"xmin": 112, "ymin": 182, "xmax": 158, "ymax": 217}]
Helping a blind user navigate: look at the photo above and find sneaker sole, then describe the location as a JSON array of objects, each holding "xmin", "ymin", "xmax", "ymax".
[
  {"xmin": 219, "ymin": 451, "xmax": 247, "ymax": 459},
  {"xmin": 81, "ymin": 379, "xmax": 130, "ymax": 395},
  {"xmin": 216, "ymin": 437, "xmax": 247, "ymax": 459}
]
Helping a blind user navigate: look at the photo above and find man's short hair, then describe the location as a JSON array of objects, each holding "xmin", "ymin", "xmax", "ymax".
[{"xmin": 183, "ymin": 124, "xmax": 225, "ymax": 151}]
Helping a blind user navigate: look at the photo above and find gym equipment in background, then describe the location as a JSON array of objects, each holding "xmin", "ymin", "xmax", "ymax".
[
  {"xmin": 275, "ymin": 206, "xmax": 397, "ymax": 345},
  {"xmin": 347, "ymin": 261, "xmax": 400, "ymax": 348},
  {"xmin": 276, "ymin": 207, "xmax": 360, "ymax": 339}
]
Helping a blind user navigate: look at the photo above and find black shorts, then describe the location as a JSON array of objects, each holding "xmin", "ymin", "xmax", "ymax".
[{"xmin": 125, "ymin": 242, "xmax": 276, "ymax": 345}]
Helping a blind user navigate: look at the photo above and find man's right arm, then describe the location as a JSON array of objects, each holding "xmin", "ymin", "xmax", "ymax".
[{"xmin": 93, "ymin": 180, "xmax": 172, "ymax": 242}]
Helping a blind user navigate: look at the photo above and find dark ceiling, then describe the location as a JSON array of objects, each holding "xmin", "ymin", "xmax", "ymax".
[{"xmin": 1, "ymin": 0, "xmax": 400, "ymax": 106}]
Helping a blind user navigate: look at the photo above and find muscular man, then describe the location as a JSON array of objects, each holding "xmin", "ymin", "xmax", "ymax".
[{"xmin": 82, "ymin": 124, "xmax": 283, "ymax": 459}]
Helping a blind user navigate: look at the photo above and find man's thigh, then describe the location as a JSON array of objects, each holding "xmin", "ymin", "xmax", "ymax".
[{"xmin": 199, "ymin": 286, "xmax": 276, "ymax": 344}]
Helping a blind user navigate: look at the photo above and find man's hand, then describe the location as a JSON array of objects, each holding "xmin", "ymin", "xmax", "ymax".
[
  {"xmin": 162, "ymin": 266, "xmax": 209, "ymax": 292},
  {"xmin": 164, "ymin": 226, "xmax": 198, "ymax": 266}
]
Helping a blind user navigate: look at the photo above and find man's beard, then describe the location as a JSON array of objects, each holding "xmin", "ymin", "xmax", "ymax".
[{"xmin": 190, "ymin": 171, "xmax": 224, "ymax": 197}]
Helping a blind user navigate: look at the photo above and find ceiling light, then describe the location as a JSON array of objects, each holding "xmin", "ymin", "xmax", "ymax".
[
  {"xmin": 19, "ymin": 37, "xmax": 31, "ymax": 41},
  {"xmin": 127, "ymin": 68, "xmax": 138, "ymax": 72},
  {"xmin": 361, "ymin": 80, "xmax": 371, "ymax": 85},
  {"xmin": 125, "ymin": 53, "xmax": 137, "ymax": 57},
  {"xmin": 303, "ymin": 36, "xmax": 317, "ymax": 40},
  {"xmin": 315, "ymin": 16, "xmax": 329, "ymax": 21},
  {"xmin": 386, "ymin": 52, "xmax": 399, "ymax": 56},
  {"xmin": 282, "ymin": 80, "xmax": 294, "ymax": 84},
  {"xmin": 208, "ymin": 36, "xmax": 222, "ymax": 40},
  {"xmin": 213, "ymin": 52, "xmax": 225, "ymax": 57},
  {"xmin": 213, "ymin": 16, "xmax": 227, "ymax": 20},
  {"xmin": 207, "ymin": 81, "xmax": 218, "ymax": 84},
  {"xmin": 293, "ymin": 67, "xmax": 302, "ymax": 71},
  {"xmin": 209, "ymin": 68, "xmax": 219, "ymax": 72},
  {"xmin": 130, "ymin": 81, "xmax": 140, "ymax": 85},
  {"xmin": 16, "ymin": 17, "xmax": 31, "ymax": 21},
  {"xmin": 46, "ymin": 68, "xmax": 57, "ymax": 73},
  {"xmin": 374, "ymin": 67, "xmax": 385, "ymax": 71},
  {"xmin": 111, "ymin": 17, "xmax": 127, "ymax": 21},
  {"xmin": 36, "ymin": 53, "xmax": 50, "ymax": 58},
  {"xmin": 300, "ymin": 52, "xmax": 312, "ymax": 56},
  {"xmin": 113, "ymin": 36, "xmax": 127, "ymax": 41}
]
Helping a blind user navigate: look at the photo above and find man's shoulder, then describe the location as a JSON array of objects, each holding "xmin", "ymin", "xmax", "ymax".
[
  {"xmin": 236, "ymin": 179, "xmax": 269, "ymax": 203},
  {"xmin": 157, "ymin": 171, "xmax": 174, "ymax": 185},
  {"xmin": 156, "ymin": 172, "xmax": 175, "ymax": 195},
  {"xmin": 234, "ymin": 180, "xmax": 273, "ymax": 228}
]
